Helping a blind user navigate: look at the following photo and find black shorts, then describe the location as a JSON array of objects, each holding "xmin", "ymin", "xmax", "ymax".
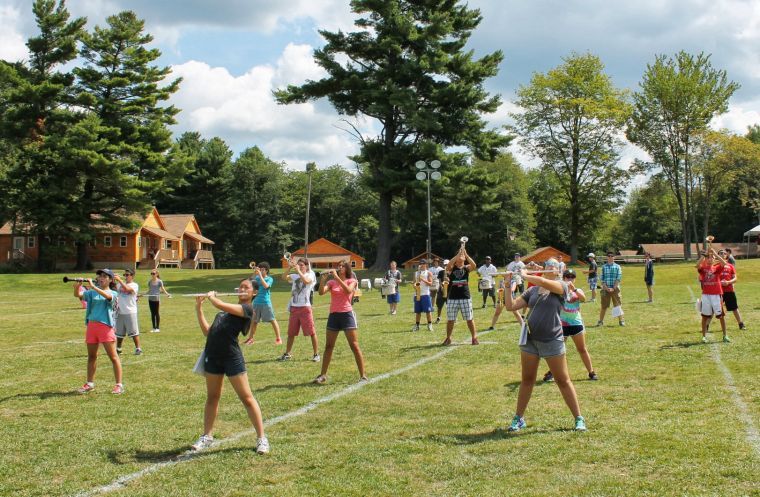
[
  {"xmin": 326, "ymin": 311, "xmax": 357, "ymax": 331},
  {"xmin": 562, "ymin": 325, "xmax": 585, "ymax": 337},
  {"xmin": 204, "ymin": 350, "xmax": 246, "ymax": 377},
  {"xmin": 723, "ymin": 292, "xmax": 738, "ymax": 312}
]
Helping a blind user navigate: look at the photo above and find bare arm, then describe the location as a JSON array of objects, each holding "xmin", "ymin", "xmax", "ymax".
[
  {"xmin": 195, "ymin": 296, "xmax": 210, "ymax": 336},
  {"xmin": 88, "ymin": 280, "xmax": 113, "ymax": 300},
  {"xmin": 318, "ymin": 274, "xmax": 330, "ymax": 295},
  {"xmin": 160, "ymin": 281, "xmax": 171, "ymax": 296},
  {"xmin": 521, "ymin": 271, "xmax": 565, "ymax": 295},
  {"xmin": 74, "ymin": 282, "xmax": 82, "ymax": 298},
  {"xmin": 207, "ymin": 292, "xmax": 247, "ymax": 317},
  {"xmin": 503, "ymin": 274, "xmax": 528, "ymax": 311},
  {"xmin": 331, "ymin": 270, "xmax": 356, "ymax": 294}
]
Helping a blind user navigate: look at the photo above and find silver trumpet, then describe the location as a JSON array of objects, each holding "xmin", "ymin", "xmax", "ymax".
[{"xmin": 459, "ymin": 236, "xmax": 469, "ymax": 250}]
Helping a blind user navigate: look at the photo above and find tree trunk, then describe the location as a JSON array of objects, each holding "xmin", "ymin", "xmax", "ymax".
[
  {"xmin": 75, "ymin": 241, "xmax": 88, "ymax": 270},
  {"xmin": 36, "ymin": 235, "xmax": 49, "ymax": 272},
  {"xmin": 371, "ymin": 190, "xmax": 393, "ymax": 270}
]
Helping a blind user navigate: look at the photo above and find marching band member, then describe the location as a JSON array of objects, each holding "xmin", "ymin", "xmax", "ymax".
[
  {"xmin": 147, "ymin": 269, "xmax": 171, "ymax": 332},
  {"xmin": 244, "ymin": 262, "xmax": 283, "ymax": 345},
  {"xmin": 718, "ymin": 249, "xmax": 746, "ymax": 331},
  {"xmin": 442, "ymin": 248, "xmax": 479, "ymax": 346},
  {"xmin": 191, "ymin": 280, "xmax": 269, "ymax": 454},
  {"xmin": 435, "ymin": 259, "xmax": 449, "ymax": 324},
  {"xmin": 502, "ymin": 260, "xmax": 587, "ymax": 432},
  {"xmin": 115, "ymin": 268, "xmax": 142, "ymax": 355},
  {"xmin": 385, "ymin": 261, "xmax": 402, "ymax": 315},
  {"xmin": 428, "ymin": 258, "xmax": 443, "ymax": 319},
  {"xmin": 74, "ymin": 269, "xmax": 123, "ymax": 394},
  {"xmin": 696, "ymin": 249, "xmax": 728, "ymax": 343},
  {"xmin": 314, "ymin": 261, "xmax": 367, "ymax": 384},
  {"xmin": 278, "ymin": 258, "xmax": 320, "ymax": 362},
  {"xmin": 477, "ymin": 256, "xmax": 498, "ymax": 308},
  {"xmin": 411, "ymin": 259, "xmax": 434, "ymax": 332}
]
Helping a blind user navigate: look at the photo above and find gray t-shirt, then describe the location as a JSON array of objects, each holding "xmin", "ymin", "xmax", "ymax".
[
  {"xmin": 147, "ymin": 279, "xmax": 164, "ymax": 302},
  {"xmin": 521, "ymin": 282, "xmax": 570, "ymax": 342}
]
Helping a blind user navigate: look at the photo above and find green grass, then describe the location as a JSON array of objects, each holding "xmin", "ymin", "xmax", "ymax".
[{"xmin": 0, "ymin": 262, "xmax": 758, "ymax": 496}]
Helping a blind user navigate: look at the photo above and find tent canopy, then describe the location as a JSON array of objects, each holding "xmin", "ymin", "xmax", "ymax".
[{"xmin": 743, "ymin": 224, "xmax": 760, "ymax": 237}]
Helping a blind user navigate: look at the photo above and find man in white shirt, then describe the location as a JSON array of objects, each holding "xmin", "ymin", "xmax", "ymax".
[
  {"xmin": 279, "ymin": 258, "xmax": 320, "ymax": 362},
  {"xmin": 412, "ymin": 259, "xmax": 434, "ymax": 331},
  {"xmin": 477, "ymin": 256, "xmax": 498, "ymax": 308},
  {"xmin": 506, "ymin": 252, "xmax": 526, "ymax": 295},
  {"xmin": 115, "ymin": 269, "xmax": 142, "ymax": 355}
]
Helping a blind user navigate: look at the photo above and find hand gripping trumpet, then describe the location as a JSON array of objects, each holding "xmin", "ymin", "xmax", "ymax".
[
  {"xmin": 497, "ymin": 276, "xmax": 505, "ymax": 306},
  {"xmin": 705, "ymin": 235, "xmax": 715, "ymax": 254}
]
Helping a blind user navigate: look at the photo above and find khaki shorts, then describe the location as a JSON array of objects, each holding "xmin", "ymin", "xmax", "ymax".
[{"xmin": 600, "ymin": 287, "xmax": 622, "ymax": 309}]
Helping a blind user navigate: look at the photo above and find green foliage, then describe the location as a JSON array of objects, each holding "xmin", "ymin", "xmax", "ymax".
[
  {"xmin": 618, "ymin": 175, "xmax": 682, "ymax": 246},
  {"xmin": 627, "ymin": 51, "xmax": 739, "ymax": 257},
  {"xmin": 275, "ymin": 0, "xmax": 509, "ymax": 268},
  {"xmin": 511, "ymin": 53, "xmax": 632, "ymax": 261}
]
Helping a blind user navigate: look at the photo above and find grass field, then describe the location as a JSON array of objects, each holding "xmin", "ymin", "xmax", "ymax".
[{"xmin": 0, "ymin": 261, "xmax": 758, "ymax": 497}]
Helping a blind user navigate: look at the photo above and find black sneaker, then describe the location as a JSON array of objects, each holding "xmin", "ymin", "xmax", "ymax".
[
  {"xmin": 739, "ymin": 322, "xmax": 746, "ymax": 330},
  {"xmin": 487, "ymin": 326, "xmax": 494, "ymax": 331},
  {"xmin": 543, "ymin": 371, "xmax": 554, "ymax": 382},
  {"xmin": 588, "ymin": 371, "xmax": 599, "ymax": 381}
]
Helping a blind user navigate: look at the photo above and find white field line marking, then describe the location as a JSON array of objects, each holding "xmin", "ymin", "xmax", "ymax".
[
  {"xmin": 686, "ymin": 285, "xmax": 760, "ymax": 458},
  {"xmin": 76, "ymin": 330, "xmax": 495, "ymax": 497},
  {"xmin": 4, "ymin": 309, "xmax": 83, "ymax": 318}
]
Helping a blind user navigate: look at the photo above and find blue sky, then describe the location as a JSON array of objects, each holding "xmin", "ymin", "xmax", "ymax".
[{"xmin": 1, "ymin": 0, "xmax": 759, "ymax": 172}]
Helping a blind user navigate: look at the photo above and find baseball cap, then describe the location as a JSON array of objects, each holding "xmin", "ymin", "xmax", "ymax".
[
  {"xmin": 587, "ymin": 252, "xmax": 595, "ymax": 258},
  {"xmin": 419, "ymin": 259, "xmax": 428, "ymax": 265},
  {"xmin": 563, "ymin": 269, "xmax": 577, "ymax": 279},
  {"xmin": 123, "ymin": 268, "xmax": 135, "ymax": 276},
  {"xmin": 443, "ymin": 259, "xmax": 450, "ymax": 265},
  {"xmin": 485, "ymin": 256, "xmax": 491, "ymax": 260},
  {"xmin": 514, "ymin": 252, "xmax": 521, "ymax": 257},
  {"xmin": 96, "ymin": 268, "xmax": 114, "ymax": 279}
]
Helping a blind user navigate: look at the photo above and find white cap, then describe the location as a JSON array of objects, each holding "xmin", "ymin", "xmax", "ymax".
[
  {"xmin": 587, "ymin": 252, "xmax": 595, "ymax": 258},
  {"xmin": 443, "ymin": 259, "xmax": 450, "ymax": 265}
]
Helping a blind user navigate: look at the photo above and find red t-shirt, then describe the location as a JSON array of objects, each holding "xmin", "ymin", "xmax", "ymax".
[
  {"xmin": 327, "ymin": 278, "xmax": 356, "ymax": 313},
  {"xmin": 719, "ymin": 264, "xmax": 736, "ymax": 293},
  {"xmin": 699, "ymin": 264, "xmax": 723, "ymax": 295}
]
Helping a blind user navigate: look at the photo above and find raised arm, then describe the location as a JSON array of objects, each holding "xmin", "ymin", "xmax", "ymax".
[
  {"xmin": 195, "ymin": 296, "xmax": 211, "ymax": 336},
  {"xmin": 88, "ymin": 279, "xmax": 113, "ymax": 300},
  {"xmin": 318, "ymin": 273, "xmax": 330, "ymax": 295},
  {"xmin": 503, "ymin": 273, "xmax": 528, "ymax": 311},
  {"xmin": 207, "ymin": 292, "xmax": 247, "ymax": 317},
  {"xmin": 521, "ymin": 270, "xmax": 565, "ymax": 295},
  {"xmin": 114, "ymin": 275, "xmax": 135, "ymax": 294}
]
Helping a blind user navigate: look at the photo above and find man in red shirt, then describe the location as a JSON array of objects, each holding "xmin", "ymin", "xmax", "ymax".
[
  {"xmin": 718, "ymin": 249, "xmax": 746, "ymax": 331},
  {"xmin": 696, "ymin": 249, "xmax": 729, "ymax": 343}
]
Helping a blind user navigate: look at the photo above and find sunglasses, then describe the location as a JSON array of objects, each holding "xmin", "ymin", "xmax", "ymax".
[{"xmin": 150, "ymin": 272, "xmax": 157, "ymax": 275}]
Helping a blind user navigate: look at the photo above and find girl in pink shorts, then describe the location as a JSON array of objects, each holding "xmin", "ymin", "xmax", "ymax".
[{"xmin": 74, "ymin": 269, "xmax": 124, "ymax": 394}]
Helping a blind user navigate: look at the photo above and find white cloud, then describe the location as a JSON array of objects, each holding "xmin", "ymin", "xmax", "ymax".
[
  {"xmin": 0, "ymin": 5, "xmax": 27, "ymax": 62},
  {"xmin": 168, "ymin": 44, "xmax": 365, "ymax": 169},
  {"xmin": 712, "ymin": 100, "xmax": 760, "ymax": 134}
]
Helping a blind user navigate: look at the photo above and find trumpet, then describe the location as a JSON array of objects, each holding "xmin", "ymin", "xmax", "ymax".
[
  {"xmin": 248, "ymin": 261, "xmax": 257, "ymax": 270},
  {"xmin": 705, "ymin": 235, "xmax": 715, "ymax": 253},
  {"xmin": 442, "ymin": 277, "xmax": 449, "ymax": 295},
  {"xmin": 181, "ymin": 292, "xmax": 247, "ymax": 297},
  {"xmin": 497, "ymin": 277, "xmax": 505, "ymax": 306},
  {"xmin": 459, "ymin": 236, "xmax": 468, "ymax": 250},
  {"xmin": 414, "ymin": 271, "xmax": 421, "ymax": 302},
  {"xmin": 63, "ymin": 276, "xmax": 87, "ymax": 283}
]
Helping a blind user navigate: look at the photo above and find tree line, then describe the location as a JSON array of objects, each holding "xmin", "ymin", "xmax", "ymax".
[{"xmin": 1, "ymin": 1, "xmax": 759, "ymax": 272}]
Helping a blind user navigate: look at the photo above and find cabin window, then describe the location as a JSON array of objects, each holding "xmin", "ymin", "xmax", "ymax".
[
  {"xmin": 120, "ymin": 236, "xmax": 127, "ymax": 247},
  {"xmin": 27, "ymin": 237, "xmax": 35, "ymax": 248},
  {"xmin": 351, "ymin": 260, "xmax": 356, "ymax": 268},
  {"xmin": 104, "ymin": 236, "xmax": 112, "ymax": 247},
  {"xmin": 164, "ymin": 239, "xmax": 171, "ymax": 249}
]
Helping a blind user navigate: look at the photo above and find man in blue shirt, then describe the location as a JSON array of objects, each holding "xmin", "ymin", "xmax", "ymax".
[
  {"xmin": 597, "ymin": 252, "xmax": 624, "ymax": 326},
  {"xmin": 244, "ymin": 262, "xmax": 283, "ymax": 345}
]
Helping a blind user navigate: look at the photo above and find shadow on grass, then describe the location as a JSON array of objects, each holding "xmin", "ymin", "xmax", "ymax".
[
  {"xmin": 256, "ymin": 381, "xmax": 313, "ymax": 392},
  {"xmin": 106, "ymin": 445, "xmax": 252, "ymax": 465},
  {"xmin": 659, "ymin": 341, "xmax": 706, "ymax": 350},
  {"xmin": 400, "ymin": 343, "xmax": 446, "ymax": 352},
  {"xmin": 427, "ymin": 426, "xmax": 569, "ymax": 445},
  {"xmin": 0, "ymin": 390, "xmax": 81, "ymax": 403}
]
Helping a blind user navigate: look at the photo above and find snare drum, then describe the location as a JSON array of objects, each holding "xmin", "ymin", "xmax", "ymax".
[
  {"xmin": 478, "ymin": 279, "xmax": 493, "ymax": 291},
  {"xmin": 380, "ymin": 283, "xmax": 396, "ymax": 297}
]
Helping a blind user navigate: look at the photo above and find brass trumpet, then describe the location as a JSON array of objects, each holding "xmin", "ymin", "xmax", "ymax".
[
  {"xmin": 248, "ymin": 261, "xmax": 257, "ymax": 269},
  {"xmin": 459, "ymin": 236, "xmax": 468, "ymax": 250},
  {"xmin": 414, "ymin": 271, "xmax": 421, "ymax": 302}
]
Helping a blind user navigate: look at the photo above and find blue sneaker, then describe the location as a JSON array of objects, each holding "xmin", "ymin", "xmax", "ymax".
[
  {"xmin": 574, "ymin": 416, "xmax": 587, "ymax": 431},
  {"xmin": 508, "ymin": 414, "xmax": 526, "ymax": 432}
]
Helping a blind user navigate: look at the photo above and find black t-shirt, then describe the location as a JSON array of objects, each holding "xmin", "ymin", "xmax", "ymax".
[
  {"xmin": 448, "ymin": 266, "xmax": 470, "ymax": 300},
  {"xmin": 204, "ymin": 303, "xmax": 254, "ymax": 359},
  {"xmin": 588, "ymin": 260, "xmax": 597, "ymax": 278}
]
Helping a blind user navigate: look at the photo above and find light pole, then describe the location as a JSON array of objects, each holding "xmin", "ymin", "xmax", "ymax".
[
  {"xmin": 415, "ymin": 160, "xmax": 442, "ymax": 261},
  {"xmin": 304, "ymin": 162, "xmax": 316, "ymax": 259}
]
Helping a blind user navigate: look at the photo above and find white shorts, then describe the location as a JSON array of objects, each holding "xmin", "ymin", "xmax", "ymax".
[
  {"xmin": 115, "ymin": 313, "xmax": 140, "ymax": 337},
  {"xmin": 700, "ymin": 294, "xmax": 723, "ymax": 317}
]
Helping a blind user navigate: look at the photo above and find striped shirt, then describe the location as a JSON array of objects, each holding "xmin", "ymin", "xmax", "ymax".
[{"xmin": 600, "ymin": 262, "xmax": 622, "ymax": 288}]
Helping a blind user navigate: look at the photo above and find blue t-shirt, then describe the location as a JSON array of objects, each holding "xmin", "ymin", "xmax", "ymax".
[
  {"xmin": 83, "ymin": 289, "xmax": 118, "ymax": 326},
  {"xmin": 253, "ymin": 275, "xmax": 274, "ymax": 305}
]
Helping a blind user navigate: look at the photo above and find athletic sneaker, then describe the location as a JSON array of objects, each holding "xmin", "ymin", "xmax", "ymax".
[
  {"xmin": 435, "ymin": 317, "xmax": 440, "ymax": 324},
  {"xmin": 427, "ymin": 323, "xmax": 433, "ymax": 332},
  {"xmin": 134, "ymin": 348, "xmax": 143, "ymax": 356},
  {"xmin": 596, "ymin": 320, "xmax": 603, "ymax": 327},
  {"xmin": 442, "ymin": 337, "xmax": 452, "ymax": 346},
  {"xmin": 277, "ymin": 352, "xmax": 292, "ymax": 361},
  {"xmin": 78, "ymin": 382, "xmax": 95, "ymax": 394},
  {"xmin": 619, "ymin": 320, "xmax": 626, "ymax": 327},
  {"xmin": 359, "ymin": 376, "xmax": 369, "ymax": 382},
  {"xmin": 588, "ymin": 371, "xmax": 599, "ymax": 381},
  {"xmin": 723, "ymin": 335, "xmax": 731, "ymax": 343},
  {"xmin": 150, "ymin": 328, "xmax": 157, "ymax": 333},
  {"xmin": 116, "ymin": 347, "xmax": 122, "ymax": 355},
  {"xmin": 154, "ymin": 328, "xmax": 160, "ymax": 333},
  {"xmin": 482, "ymin": 304, "xmax": 487, "ymax": 308},
  {"xmin": 191, "ymin": 434, "xmax": 214, "ymax": 451},
  {"xmin": 391, "ymin": 310, "xmax": 397, "ymax": 315},
  {"xmin": 487, "ymin": 326, "xmax": 495, "ymax": 331},
  {"xmin": 311, "ymin": 354, "xmax": 321, "ymax": 362},
  {"xmin": 507, "ymin": 415, "xmax": 526, "ymax": 432},
  {"xmin": 471, "ymin": 337, "xmax": 479, "ymax": 345},
  {"xmin": 702, "ymin": 336, "xmax": 708, "ymax": 343},
  {"xmin": 274, "ymin": 338, "xmax": 283, "ymax": 345},
  {"xmin": 313, "ymin": 375, "xmax": 327, "ymax": 384},
  {"xmin": 543, "ymin": 371, "xmax": 554, "ymax": 382},
  {"xmin": 411, "ymin": 324, "xmax": 420, "ymax": 332},
  {"xmin": 111, "ymin": 384, "xmax": 124, "ymax": 395},
  {"xmin": 574, "ymin": 416, "xmax": 587, "ymax": 431},
  {"xmin": 739, "ymin": 322, "xmax": 746, "ymax": 330},
  {"xmin": 589, "ymin": 298, "xmax": 596, "ymax": 303},
  {"xmin": 255, "ymin": 437, "xmax": 270, "ymax": 455}
]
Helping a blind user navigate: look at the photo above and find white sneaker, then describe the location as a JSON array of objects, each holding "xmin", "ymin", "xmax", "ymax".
[
  {"xmin": 427, "ymin": 323, "xmax": 433, "ymax": 331},
  {"xmin": 256, "ymin": 437, "xmax": 270, "ymax": 454},
  {"xmin": 154, "ymin": 328, "xmax": 160, "ymax": 333},
  {"xmin": 191, "ymin": 434, "xmax": 214, "ymax": 451},
  {"xmin": 312, "ymin": 353, "xmax": 321, "ymax": 362}
]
